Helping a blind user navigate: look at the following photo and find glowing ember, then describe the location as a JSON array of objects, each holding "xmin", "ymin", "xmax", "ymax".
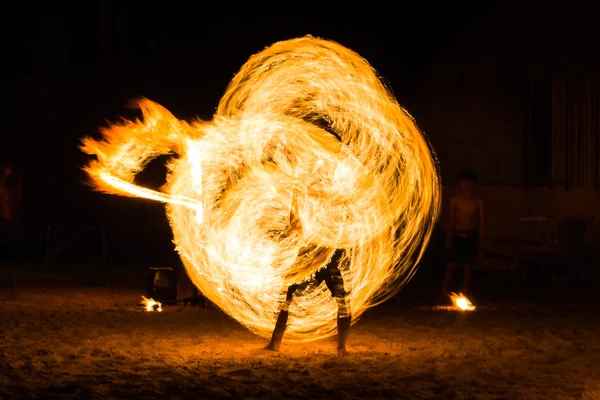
[
  {"xmin": 141, "ymin": 296, "xmax": 162, "ymax": 312},
  {"xmin": 449, "ymin": 293, "xmax": 476, "ymax": 311},
  {"xmin": 81, "ymin": 36, "xmax": 441, "ymax": 341}
]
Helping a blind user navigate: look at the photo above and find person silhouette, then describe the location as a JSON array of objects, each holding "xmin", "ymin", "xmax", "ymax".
[
  {"xmin": 0, "ymin": 163, "xmax": 23, "ymax": 297},
  {"xmin": 441, "ymin": 168, "xmax": 485, "ymax": 298},
  {"xmin": 265, "ymin": 193, "xmax": 351, "ymax": 356}
]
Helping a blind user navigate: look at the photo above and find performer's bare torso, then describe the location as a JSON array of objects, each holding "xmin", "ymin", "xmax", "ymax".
[{"xmin": 452, "ymin": 193, "xmax": 483, "ymax": 233}]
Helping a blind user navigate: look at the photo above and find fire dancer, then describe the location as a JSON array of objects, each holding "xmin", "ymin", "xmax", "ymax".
[
  {"xmin": 265, "ymin": 193, "xmax": 351, "ymax": 356},
  {"xmin": 442, "ymin": 167, "xmax": 485, "ymax": 298}
]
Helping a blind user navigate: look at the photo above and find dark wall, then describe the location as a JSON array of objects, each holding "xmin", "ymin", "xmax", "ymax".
[{"xmin": 418, "ymin": 0, "xmax": 600, "ymax": 186}]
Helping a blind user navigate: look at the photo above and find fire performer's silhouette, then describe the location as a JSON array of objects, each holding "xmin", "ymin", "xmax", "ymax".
[{"xmin": 265, "ymin": 193, "xmax": 351, "ymax": 356}]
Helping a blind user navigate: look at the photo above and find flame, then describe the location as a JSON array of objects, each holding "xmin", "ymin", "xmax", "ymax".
[
  {"xmin": 449, "ymin": 293, "xmax": 476, "ymax": 311},
  {"xmin": 81, "ymin": 36, "xmax": 441, "ymax": 342},
  {"xmin": 141, "ymin": 296, "xmax": 162, "ymax": 312}
]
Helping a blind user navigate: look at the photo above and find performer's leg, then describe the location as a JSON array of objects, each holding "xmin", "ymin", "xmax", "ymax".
[
  {"xmin": 442, "ymin": 235, "xmax": 463, "ymax": 297},
  {"xmin": 462, "ymin": 235, "xmax": 479, "ymax": 295},
  {"xmin": 325, "ymin": 252, "xmax": 351, "ymax": 356},
  {"xmin": 265, "ymin": 283, "xmax": 302, "ymax": 351}
]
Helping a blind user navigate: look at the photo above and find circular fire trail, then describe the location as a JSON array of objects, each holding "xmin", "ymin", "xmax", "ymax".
[{"xmin": 81, "ymin": 36, "xmax": 441, "ymax": 342}]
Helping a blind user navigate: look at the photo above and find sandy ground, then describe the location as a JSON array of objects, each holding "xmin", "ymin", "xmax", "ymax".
[{"xmin": 1, "ymin": 264, "xmax": 600, "ymax": 400}]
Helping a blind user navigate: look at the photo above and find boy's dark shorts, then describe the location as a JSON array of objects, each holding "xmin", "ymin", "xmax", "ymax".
[{"xmin": 448, "ymin": 232, "xmax": 479, "ymax": 265}]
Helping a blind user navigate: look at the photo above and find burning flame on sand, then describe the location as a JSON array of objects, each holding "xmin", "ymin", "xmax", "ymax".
[
  {"xmin": 449, "ymin": 293, "xmax": 476, "ymax": 311},
  {"xmin": 80, "ymin": 35, "xmax": 441, "ymax": 341},
  {"xmin": 141, "ymin": 296, "xmax": 162, "ymax": 312}
]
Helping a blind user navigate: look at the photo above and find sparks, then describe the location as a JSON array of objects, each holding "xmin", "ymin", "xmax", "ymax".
[{"xmin": 81, "ymin": 35, "xmax": 441, "ymax": 341}]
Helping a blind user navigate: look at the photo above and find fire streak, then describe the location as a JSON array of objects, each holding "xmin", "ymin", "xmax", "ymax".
[{"xmin": 81, "ymin": 36, "xmax": 441, "ymax": 341}]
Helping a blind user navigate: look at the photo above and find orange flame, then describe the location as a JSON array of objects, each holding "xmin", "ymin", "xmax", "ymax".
[
  {"xmin": 141, "ymin": 296, "xmax": 162, "ymax": 312},
  {"xmin": 81, "ymin": 36, "xmax": 441, "ymax": 341},
  {"xmin": 449, "ymin": 293, "xmax": 476, "ymax": 311}
]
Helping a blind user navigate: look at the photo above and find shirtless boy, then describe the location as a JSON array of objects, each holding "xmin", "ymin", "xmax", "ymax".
[{"xmin": 441, "ymin": 168, "xmax": 485, "ymax": 297}]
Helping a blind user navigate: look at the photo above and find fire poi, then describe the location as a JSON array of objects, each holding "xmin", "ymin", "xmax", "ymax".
[{"xmin": 80, "ymin": 35, "xmax": 441, "ymax": 342}]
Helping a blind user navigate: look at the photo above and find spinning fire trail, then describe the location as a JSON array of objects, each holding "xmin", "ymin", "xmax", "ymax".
[{"xmin": 81, "ymin": 36, "xmax": 441, "ymax": 342}]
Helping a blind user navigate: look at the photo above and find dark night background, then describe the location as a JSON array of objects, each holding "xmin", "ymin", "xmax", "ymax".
[{"xmin": 2, "ymin": 0, "xmax": 599, "ymax": 289}]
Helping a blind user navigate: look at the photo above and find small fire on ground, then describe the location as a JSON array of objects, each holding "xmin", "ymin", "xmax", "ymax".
[
  {"xmin": 449, "ymin": 293, "xmax": 476, "ymax": 311},
  {"xmin": 141, "ymin": 296, "xmax": 162, "ymax": 312}
]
